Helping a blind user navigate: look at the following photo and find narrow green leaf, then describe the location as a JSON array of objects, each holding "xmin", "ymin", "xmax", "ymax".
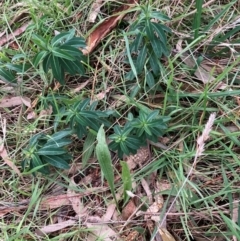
[
  {"xmin": 59, "ymin": 58, "xmax": 85, "ymax": 75},
  {"xmin": 51, "ymin": 32, "xmax": 70, "ymax": 47},
  {"xmin": 150, "ymin": 36, "xmax": 162, "ymax": 57},
  {"xmin": 37, "ymin": 147, "xmax": 67, "ymax": 155},
  {"xmin": 82, "ymin": 131, "xmax": 96, "ymax": 168},
  {"xmin": 48, "ymin": 129, "xmax": 73, "ymax": 141},
  {"xmin": 59, "ymin": 45, "xmax": 84, "ymax": 58},
  {"xmin": 219, "ymin": 124, "xmax": 240, "ymax": 146},
  {"xmin": 0, "ymin": 68, "xmax": 16, "ymax": 84},
  {"xmin": 32, "ymin": 34, "xmax": 48, "ymax": 49},
  {"xmin": 149, "ymin": 52, "xmax": 160, "ymax": 75},
  {"xmin": 52, "ymin": 48, "xmax": 76, "ymax": 61},
  {"xmin": 123, "ymin": 33, "xmax": 139, "ymax": 84},
  {"xmin": 33, "ymin": 51, "xmax": 48, "ymax": 67},
  {"xmin": 145, "ymin": 70, "xmax": 155, "ymax": 88},
  {"xmin": 150, "ymin": 11, "xmax": 170, "ymax": 21},
  {"xmin": 220, "ymin": 213, "xmax": 240, "ymax": 239},
  {"xmin": 130, "ymin": 33, "xmax": 143, "ymax": 52},
  {"xmin": 63, "ymin": 37, "xmax": 86, "ymax": 48},
  {"xmin": 146, "ymin": 19, "xmax": 154, "ymax": 40},
  {"xmin": 96, "ymin": 125, "xmax": 118, "ymax": 207},
  {"xmin": 45, "ymin": 138, "xmax": 72, "ymax": 148},
  {"xmin": 193, "ymin": 0, "xmax": 203, "ymax": 39},
  {"xmin": 151, "ymin": 22, "xmax": 167, "ymax": 44},
  {"xmin": 121, "ymin": 161, "xmax": 132, "ymax": 204},
  {"xmin": 43, "ymin": 155, "xmax": 70, "ymax": 169},
  {"xmin": 51, "ymin": 56, "xmax": 65, "ymax": 84},
  {"xmin": 203, "ymin": 1, "xmax": 235, "ymax": 32},
  {"xmin": 31, "ymin": 154, "xmax": 49, "ymax": 174},
  {"xmin": 136, "ymin": 44, "xmax": 147, "ymax": 73},
  {"xmin": 42, "ymin": 53, "xmax": 52, "ymax": 73}
]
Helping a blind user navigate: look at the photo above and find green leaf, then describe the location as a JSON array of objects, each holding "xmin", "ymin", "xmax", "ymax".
[
  {"xmin": 49, "ymin": 129, "xmax": 73, "ymax": 141},
  {"xmin": 63, "ymin": 37, "xmax": 86, "ymax": 48},
  {"xmin": 32, "ymin": 34, "xmax": 48, "ymax": 49},
  {"xmin": 145, "ymin": 19, "xmax": 154, "ymax": 40},
  {"xmin": 150, "ymin": 36, "xmax": 162, "ymax": 57},
  {"xmin": 82, "ymin": 131, "xmax": 96, "ymax": 168},
  {"xmin": 5, "ymin": 64, "xmax": 30, "ymax": 73},
  {"xmin": 59, "ymin": 45, "xmax": 84, "ymax": 58},
  {"xmin": 124, "ymin": 33, "xmax": 139, "ymax": 82},
  {"xmin": 58, "ymin": 58, "xmax": 75, "ymax": 75},
  {"xmin": 130, "ymin": 33, "xmax": 143, "ymax": 52},
  {"xmin": 121, "ymin": 161, "xmax": 132, "ymax": 204},
  {"xmin": 0, "ymin": 68, "xmax": 16, "ymax": 84},
  {"xmin": 51, "ymin": 31, "xmax": 70, "ymax": 47},
  {"xmin": 150, "ymin": 11, "xmax": 170, "ymax": 21},
  {"xmin": 45, "ymin": 138, "xmax": 72, "ymax": 148},
  {"xmin": 193, "ymin": 0, "xmax": 203, "ymax": 39},
  {"xmin": 136, "ymin": 44, "xmax": 147, "ymax": 73},
  {"xmin": 151, "ymin": 22, "xmax": 167, "ymax": 44},
  {"xmin": 31, "ymin": 154, "xmax": 49, "ymax": 174},
  {"xmin": 42, "ymin": 155, "xmax": 70, "ymax": 169},
  {"xmin": 96, "ymin": 125, "xmax": 118, "ymax": 207},
  {"xmin": 37, "ymin": 147, "xmax": 67, "ymax": 155},
  {"xmin": 51, "ymin": 56, "xmax": 65, "ymax": 84},
  {"xmin": 33, "ymin": 51, "xmax": 48, "ymax": 67},
  {"xmin": 42, "ymin": 53, "xmax": 52, "ymax": 73},
  {"xmin": 149, "ymin": 51, "xmax": 160, "ymax": 75},
  {"xmin": 145, "ymin": 70, "xmax": 155, "ymax": 88},
  {"xmin": 52, "ymin": 47, "xmax": 76, "ymax": 61}
]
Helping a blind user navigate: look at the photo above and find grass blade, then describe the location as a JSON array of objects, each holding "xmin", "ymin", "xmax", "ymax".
[{"xmin": 193, "ymin": 0, "xmax": 203, "ymax": 39}]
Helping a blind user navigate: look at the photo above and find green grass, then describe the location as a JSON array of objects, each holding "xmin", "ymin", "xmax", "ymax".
[{"xmin": 1, "ymin": 0, "xmax": 240, "ymax": 240}]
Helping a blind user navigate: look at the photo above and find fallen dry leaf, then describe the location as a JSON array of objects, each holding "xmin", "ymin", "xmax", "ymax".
[
  {"xmin": 159, "ymin": 228, "xmax": 176, "ymax": 241},
  {"xmin": 0, "ymin": 96, "xmax": 31, "ymax": 108},
  {"xmin": 27, "ymin": 111, "xmax": 37, "ymax": 120},
  {"xmin": 94, "ymin": 87, "xmax": 112, "ymax": 101},
  {"xmin": 39, "ymin": 194, "xmax": 70, "ymax": 210},
  {"xmin": 102, "ymin": 203, "xmax": 116, "ymax": 222},
  {"xmin": 124, "ymin": 147, "xmax": 149, "ymax": 170},
  {"xmin": 0, "ymin": 22, "xmax": 30, "ymax": 47},
  {"xmin": 86, "ymin": 216, "xmax": 121, "ymax": 241},
  {"xmin": 0, "ymin": 143, "xmax": 21, "ymax": 177},
  {"xmin": 71, "ymin": 80, "xmax": 89, "ymax": 94},
  {"xmin": 0, "ymin": 205, "xmax": 26, "ymax": 217},
  {"xmin": 176, "ymin": 40, "xmax": 214, "ymax": 84},
  {"xmin": 82, "ymin": 0, "xmax": 139, "ymax": 55},
  {"xmin": 67, "ymin": 177, "xmax": 86, "ymax": 216},
  {"xmin": 35, "ymin": 220, "xmax": 76, "ymax": 236},
  {"xmin": 39, "ymin": 105, "xmax": 53, "ymax": 117},
  {"xmin": 121, "ymin": 199, "xmax": 137, "ymax": 221},
  {"xmin": 88, "ymin": 0, "xmax": 103, "ymax": 23},
  {"xmin": 0, "ymin": 115, "xmax": 21, "ymax": 177}
]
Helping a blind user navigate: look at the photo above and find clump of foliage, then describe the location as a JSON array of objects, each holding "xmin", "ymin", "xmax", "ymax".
[
  {"xmin": 125, "ymin": 4, "xmax": 171, "ymax": 88},
  {"xmin": 15, "ymin": 7, "xmax": 171, "ymax": 174},
  {"xmin": 22, "ymin": 129, "xmax": 73, "ymax": 174},
  {"xmin": 109, "ymin": 110, "xmax": 170, "ymax": 158},
  {"xmin": 32, "ymin": 29, "xmax": 86, "ymax": 85}
]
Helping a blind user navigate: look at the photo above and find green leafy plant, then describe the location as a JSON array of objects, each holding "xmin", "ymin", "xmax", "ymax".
[
  {"xmin": 109, "ymin": 110, "xmax": 170, "ymax": 158},
  {"xmin": 22, "ymin": 129, "xmax": 73, "ymax": 174},
  {"xmin": 109, "ymin": 124, "xmax": 142, "ymax": 158},
  {"xmin": 57, "ymin": 98, "xmax": 111, "ymax": 139},
  {"xmin": 131, "ymin": 110, "xmax": 170, "ymax": 142},
  {"xmin": 0, "ymin": 56, "xmax": 31, "ymax": 84},
  {"xmin": 32, "ymin": 29, "xmax": 86, "ymax": 85},
  {"xmin": 125, "ymin": 5, "xmax": 171, "ymax": 83}
]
